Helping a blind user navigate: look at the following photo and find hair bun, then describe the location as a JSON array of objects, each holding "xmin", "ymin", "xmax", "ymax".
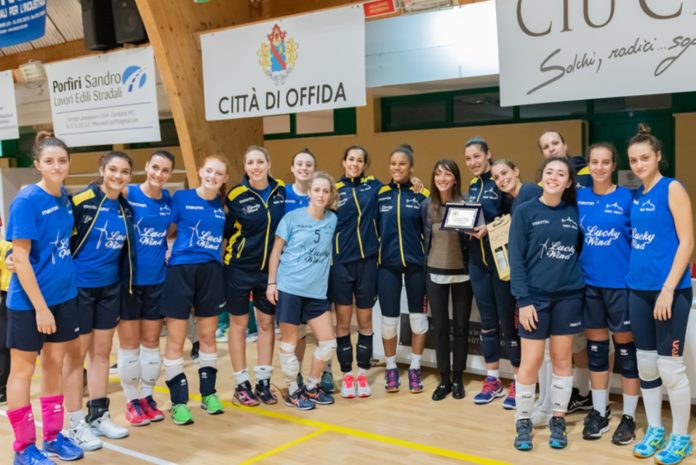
[
  {"xmin": 397, "ymin": 143, "xmax": 414, "ymax": 153},
  {"xmin": 466, "ymin": 136, "xmax": 486, "ymax": 145},
  {"xmin": 637, "ymin": 123, "xmax": 652, "ymax": 135},
  {"xmin": 35, "ymin": 130, "xmax": 54, "ymax": 145}
]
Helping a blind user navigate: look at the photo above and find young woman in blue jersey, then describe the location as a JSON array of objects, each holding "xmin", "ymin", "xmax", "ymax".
[
  {"xmin": 63, "ymin": 151, "xmax": 135, "ymax": 450},
  {"xmin": 6, "ymin": 132, "xmax": 84, "ymax": 465},
  {"xmin": 160, "ymin": 155, "xmax": 229, "ymax": 425},
  {"xmin": 491, "ymin": 160, "xmax": 542, "ymax": 214},
  {"xmin": 377, "ymin": 144, "xmax": 430, "ymax": 394},
  {"xmin": 285, "ymin": 149, "xmax": 314, "ymax": 213},
  {"xmin": 510, "ymin": 157, "xmax": 585, "ymax": 451},
  {"xmin": 117, "ymin": 150, "xmax": 175, "ymax": 427},
  {"xmin": 267, "ymin": 172, "xmax": 338, "ymax": 410},
  {"xmin": 225, "ymin": 145, "xmax": 286, "ymax": 406},
  {"xmin": 577, "ymin": 143, "xmax": 639, "ymax": 444},
  {"xmin": 421, "ymin": 159, "xmax": 472, "ymax": 401},
  {"xmin": 463, "ymin": 137, "xmax": 518, "ymax": 409},
  {"xmin": 626, "ymin": 124, "xmax": 694, "ymax": 465}
]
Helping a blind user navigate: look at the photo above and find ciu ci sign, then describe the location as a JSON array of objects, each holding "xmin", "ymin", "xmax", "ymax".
[{"xmin": 495, "ymin": 0, "xmax": 696, "ymax": 106}]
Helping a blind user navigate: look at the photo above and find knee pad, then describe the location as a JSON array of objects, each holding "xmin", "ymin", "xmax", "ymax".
[
  {"xmin": 381, "ymin": 316, "xmax": 399, "ymax": 340},
  {"xmin": 573, "ymin": 332, "xmax": 587, "ymax": 353},
  {"xmin": 587, "ymin": 339, "xmax": 610, "ymax": 373},
  {"xmin": 279, "ymin": 342, "xmax": 299, "ymax": 382},
  {"xmin": 314, "ymin": 339, "xmax": 337, "ymax": 362},
  {"xmin": 550, "ymin": 373, "xmax": 574, "ymax": 413},
  {"xmin": 409, "ymin": 313, "xmax": 429, "ymax": 336},
  {"xmin": 636, "ymin": 349, "xmax": 661, "ymax": 389},
  {"xmin": 336, "ymin": 335, "xmax": 353, "ymax": 373},
  {"xmin": 657, "ymin": 356, "xmax": 689, "ymax": 391},
  {"xmin": 613, "ymin": 341, "xmax": 638, "ymax": 379},
  {"xmin": 507, "ymin": 338, "xmax": 521, "ymax": 368},
  {"xmin": 117, "ymin": 348, "xmax": 140, "ymax": 385},
  {"xmin": 480, "ymin": 329, "xmax": 500, "ymax": 364},
  {"xmin": 356, "ymin": 333, "xmax": 373, "ymax": 370}
]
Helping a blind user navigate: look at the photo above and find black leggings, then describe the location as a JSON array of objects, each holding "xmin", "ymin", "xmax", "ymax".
[
  {"xmin": 426, "ymin": 276, "xmax": 473, "ymax": 375},
  {"xmin": 0, "ymin": 292, "xmax": 9, "ymax": 393}
]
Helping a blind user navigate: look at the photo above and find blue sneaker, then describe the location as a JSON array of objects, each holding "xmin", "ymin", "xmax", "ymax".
[
  {"xmin": 385, "ymin": 368, "xmax": 400, "ymax": 393},
  {"xmin": 285, "ymin": 388, "xmax": 315, "ymax": 411},
  {"xmin": 473, "ymin": 376, "xmax": 504, "ymax": 404},
  {"xmin": 304, "ymin": 386, "xmax": 335, "ymax": 405},
  {"xmin": 42, "ymin": 433, "xmax": 84, "ymax": 461},
  {"xmin": 514, "ymin": 419, "xmax": 533, "ymax": 451},
  {"xmin": 320, "ymin": 371, "xmax": 335, "ymax": 394},
  {"xmin": 633, "ymin": 425, "xmax": 666, "ymax": 458},
  {"xmin": 655, "ymin": 434, "xmax": 692, "ymax": 465},
  {"xmin": 548, "ymin": 416, "xmax": 568, "ymax": 449},
  {"xmin": 502, "ymin": 381, "xmax": 516, "ymax": 410},
  {"xmin": 14, "ymin": 445, "xmax": 55, "ymax": 465}
]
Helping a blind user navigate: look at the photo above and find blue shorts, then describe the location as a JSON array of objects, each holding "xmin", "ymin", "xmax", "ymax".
[
  {"xmin": 224, "ymin": 267, "xmax": 275, "ymax": 316},
  {"xmin": 629, "ymin": 288, "xmax": 692, "ymax": 356},
  {"xmin": 276, "ymin": 290, "xmax": 330, "ymax": 326},
  {"xmin": 583, "ymin": 286, "xmax": 631, "ymax": 333},
  {"xmin": 121, "ymin": 284, "xmax": 164, "ymax": 321},
  {"xmin": 160, "ymin": 262, "xmax": 226, "ymax": 320},
  {"xmin": 519, "ymin": 294, "xmax": 584, "ymax": 340},
  {"xmin": 78, "ymin": 283, "xmax": 121, "ymax": 334},
  {"xmin": 377, "ymin": 264, "xmax": 426, "ymax": 318},
  {"xmin": 7, "ymin": 298, "xmax": 80, "ymax": 351},
  {"xmin": 329, "ymin": 257, "xmax": 378, "ymax": 308}
]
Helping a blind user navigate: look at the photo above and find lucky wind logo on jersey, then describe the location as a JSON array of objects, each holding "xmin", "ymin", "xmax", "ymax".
[
  {"xmin": 258, "ymin": 24, "xmax": 299, "ymax": 84},
  {"xmin": 122, "ymin": 65, "xmax": 147, "ymax": 92}
]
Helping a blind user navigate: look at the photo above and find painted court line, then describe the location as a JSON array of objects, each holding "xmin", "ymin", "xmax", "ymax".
[
  {"xmin": 0, "ymin": 409, "xmax": 178, "ymax": 465},
  {"xmin": 237, "ymin": 429, "xmax": 327, "ymax": 465}
]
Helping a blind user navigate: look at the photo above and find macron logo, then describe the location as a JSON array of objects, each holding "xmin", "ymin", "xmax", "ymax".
[{"xmin": 42, "ymin": 206, "xmax": 59, "ymax": 216}]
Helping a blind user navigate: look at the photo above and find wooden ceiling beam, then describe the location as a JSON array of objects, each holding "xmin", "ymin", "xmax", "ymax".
[{"xmin": 0, "ymin": 39, "xmax": 99, "ymax": 73}]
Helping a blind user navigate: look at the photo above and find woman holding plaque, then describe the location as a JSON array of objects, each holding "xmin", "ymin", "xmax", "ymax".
[
  {"xmin": 464, "ymin": 137, "xmax": 518, "ymax": 409},
  {"xmin": 509, "ymin": 156, "xmax": 584, "ymax": 451},
  {"xmin": 626, "ymin": 124, "xmax": 693, "ymax": 464},
  {"xmin": 421, "ymin": 159, "xmax": 472, "ymax": 401}
]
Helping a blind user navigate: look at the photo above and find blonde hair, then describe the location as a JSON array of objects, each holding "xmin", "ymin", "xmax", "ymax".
[
  {"xmin": 244, "ymin": 145, "xmax": 271, "ymax": 162},
  {"xmin": 311, "ymin": 171, "xmax": 338, "ymax": 211}
]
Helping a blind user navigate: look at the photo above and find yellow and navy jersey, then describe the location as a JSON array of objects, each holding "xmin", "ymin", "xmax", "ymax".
[
  {"xmin": 467, "ymin": 170, "xmax": 505, "ymax": 223},
  {"xmin": 333, "ymin": 175, "xmax": 383, "ymax": 265},
  {"xmin": 377, "ymin": 181, "xmax": 429, "ymax": 268},
  {"xmin": 569, "ymin": 155, "xmax": 592, "ymax": 189},
  {"xmin": 224, "ymin": 176, "xmax": 286, "ymax": 271}
]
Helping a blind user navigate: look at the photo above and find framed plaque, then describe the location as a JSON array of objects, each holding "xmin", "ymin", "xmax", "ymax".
[{"xmin": 440, "ymin": 202, "xmax": 484, "ymax": 232}]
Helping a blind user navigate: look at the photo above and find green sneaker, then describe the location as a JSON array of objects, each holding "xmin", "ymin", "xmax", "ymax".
[
  {"xmin": 201, "ymin": 394, "xmax": 224, "ymax": 415},
  {"xmin": 171, "ymin": 403, "xmax": 194, "ymax": 425}
]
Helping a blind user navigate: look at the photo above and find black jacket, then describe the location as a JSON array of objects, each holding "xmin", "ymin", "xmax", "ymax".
[{"xmin": 420, "ymin": 198, "xmax": 469, "ymax": 274}]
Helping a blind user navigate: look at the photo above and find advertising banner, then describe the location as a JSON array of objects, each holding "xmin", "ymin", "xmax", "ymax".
[
  {"xmin": 0, "ymin": 0, "xmax": 46, "ymax": 47},
  {"xmin": 0, "ymin": 70, "xmax": 19, "ymax": 140}
]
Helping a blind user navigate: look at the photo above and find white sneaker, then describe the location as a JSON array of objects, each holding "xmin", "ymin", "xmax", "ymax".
[
  {"xmin": 90, "ymin": 412, "xmax": 129, "ymax": 439},
  {"xmin": 341, "ymin": 373, "xmax": 356, "ymax": 399},
  {"xmin": 356, "ymin": 372, "xmax": 372, "ymax": 398},
  {"xmin": 66, "ymin": 420, "xmax": 103, "ymax": 451}
]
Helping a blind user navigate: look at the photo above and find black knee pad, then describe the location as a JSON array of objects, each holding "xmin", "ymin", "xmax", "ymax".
[
  {"xmin": 614, "ymin": 340, "xmax": 639, "ymax": 379},
  {"xmin": 480, "ymin": 329, "xmax": 500, "ymax": 364},
  {"xmin": 166, "ymin": 373, "xmax": 190, "ymax": 405},
  {"xmin": 336, "ymin": 335, "xmax": 353, "ymax": 373},
  {"xmin": 356, "ymin": 333, "xmax": 373, "ymax": 370},
  {"xmin": 507, "ymin": 338, "xmax": 521, "ymax": 368},
  {"xmin": 587, "ymin": 339, "xmax": 610, "ymax": 372},
  {"xmin": 198, "ymin": 366, "xmax": 218, "ymax": 397}
]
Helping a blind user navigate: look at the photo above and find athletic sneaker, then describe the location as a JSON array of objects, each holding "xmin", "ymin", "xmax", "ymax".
[
  {"xmin": 245, "ymin": 331, "xmax": 259, "ymax": 343},
  {"xmin": 141, "ymin": 396, "xmax": 164, "ymax": 422},
  {"xmin": 14, "ymin": 444, "xmax": 55, "ymax": 465},
  {"xmin": 408, "ymin": 368, "xmax": 424, "ymax": 393},
  {"xmin": 171, "ymin": 403, "xmax": 194, "ymax": 425},
  {"xmin": 356, "ymin": 372, "xmax": 372, "ymax": 398},
  {"xmin": 611, "ymin": 414, "xmax": 636, "ymax": 445},
  {"xmin": 89, "ymin": 412, "xmax": 129, "ymax": 439},
  {"xmin": 654, "ymin": 434, "xmax": 693, "ymax": 465},
  {"xmin": 567, "ymin": 387, "xmax": 592, "ymax": 413},
  {"xmin": 255, "ymin": 379, "xmax": 278, "ymax": 405},
  {"xmin": 548, "ymin": 416, "xmax": 568, "ymax": 449},
  {"xmin": 125, "ymin": 399, "xmax": 151, "ymax": 426},
  {"xmin": 190, "ymin": 341, "xmax": 200, "ymax": 361},
  {"xmin": 215, "ymin": 327, "xmax": 229, "ymax": 343},
  {"xmin": 633, "ymin": 425, "xmax": 666, "ymax": 458},
  {"xmin": 514, "ymin": 418, "xmax": 533, "ymax": 451},
  {"xmin": 502, "ymin": 381, "xmax": 516, "ymax": 410},
  {"xmin": 234, "ymin": 381, "xmax": 260, "ymax": 406},
  {"xmin": 296, "ymin": 373, "xmax": 305, "ymax": 390},
  {"xmin": 473, "ymin": 376, "xmax": 504, "ymax": 404},
  {"xmin": 582, "ymin": 409, "xmax": 609, "ymax": 440},
  {"xmin": 285, "ymin": 388, "xmax": 315, "ymax": 411},
  {"xmin": 341, "ymin": 373, "xmax": 356, "ymax": 399},
  {"xmin": 320, "ymin": 371, "xmax": 335, "ymax": 393},
  {"xmin": 42, "ymin": 433, "xmax": 84, "ymax": 461},
  {"xmin": 65, "ymin": 420, "xmax": 103, "ymax": 451},
  {"xmin": 384, "ymin": 368, "xmax": 400, "ymax": 393},
  {"xmin": 305, "ymin": 386, "xmax": 335, "ymax": 405},
  {"xmin": 201, "ymin": 393, "xmax": 224, "ymax": 415}
]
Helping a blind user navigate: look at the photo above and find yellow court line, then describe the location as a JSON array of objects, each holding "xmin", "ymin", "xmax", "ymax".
[{"xmin": 237, "ymin": 429, "xmax": 327, "ymax": 465}]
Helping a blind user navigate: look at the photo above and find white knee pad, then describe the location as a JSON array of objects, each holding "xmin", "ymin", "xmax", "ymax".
[
  {"xmin": 573, "ymin": 332, "xmax": 587, "ymax": 353},
  {"xmin": 409, "ymin": 313, "xmax": 429, "ymax": 335},
  {"xmin": 636, "ymin": 349, "xmax": 660, "ymax": 381},
  {"xmin": 117, "ymin": 348, "xmax": 140, "ymax": 385},
  {"xmin": 381, "ymin": 316, "xmax": 399, "ymax": 340},
  {"xmin": 314, "ymin": 339, "xmax": 337, "ymax": 362},
  {"xmin": 550, "ymin": 373, "xmax": 573, "ymax": 413},
  {"xmin": 279, "ymin": 342, "xmax": 299, "ymax": 382},
  {"xmin": 657, "ymin": 356, "xmax": 689, "ymax": 391}
]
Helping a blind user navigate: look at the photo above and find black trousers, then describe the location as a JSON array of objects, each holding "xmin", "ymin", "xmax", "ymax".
[
  {"xmin": 0, "ymin": 292, "xmax": 9, "ymax": 393},
  {"xmin": 426, "ymin": 276, "xmax": 473, "ymax": 375}
]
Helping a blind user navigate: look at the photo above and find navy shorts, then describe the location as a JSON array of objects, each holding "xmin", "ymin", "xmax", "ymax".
[
  {"xmin": 519, "ymin": 294, "xmax": 584, "ymax": 340},
  {"xmin": 7, "ymin": 298, "xmax": 80, "ymax": 351},
  {"xmin": 629, "ymin": 288, "xmax": 692, "ymax": 356},
  {"xmin": 276, "ymin": 290, "xmax": 330, "ymax": 326},
  {"xmin": 224, "ymin": 267, "xmax": 275, "ymax": 316},
  {"xmin": 329, "ymin": 257, "xmax": 378, "ymax": 308},
  {"xmin": 583, "ymin": 286, "xmax": 631, "ymax": 333},
  {"xmin": 377, "ymin": 264, "xmax": 426, "ymax": 318},
  {"xmin": 121, "ymin": 284, "xmax": 164, "ymax": 321},
  {"xmin": 78, "ymin": 283, "xmax": 121, "ymax": 334},
  {"xmin": 160, "ymin": 262, "xmax": 226, "ymax": 320}
]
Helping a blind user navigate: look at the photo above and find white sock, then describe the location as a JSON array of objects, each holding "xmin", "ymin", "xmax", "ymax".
[
  {"xmin": 69, "ymin": 410, "xmax": 85, "ymax": 428},
  {"xmin": 551, "ymin": 373, "xmax": 573, "ymax": 413},
  {"xmin": 118, "ymin": 348, "xmax": 141, "ymax": 402},
  {"xmin": 515, "ymin": 381, "xmax": 536, "ymax": 419},
  {"xmin": 198, "ymin": 351, "xmax": 217, "ymax": 370},
  {"xmin": 409, "ymin": 353, "xmax": 422, "ymax": 370},
  {"xmin": 385, "ymin": 356, "xmax": 397, "ymax": 370},
  {"xmin": 623, "ymin": 394, "xmax": 639, "ymax": 418},
  {"xmin": 140, "ymin": 346, "xmax": 161, "ymax": 398},
  {"xmin": 667, "ymin": 384, "xmax": 691, "ymax": 436},
  {"xmin": 163, "ymin": 357, "xmax": 184, "ymax": 381},
  {"xmin": 234, "ymin": 369, "xmax": 251, "ymax": 386},
  {"xmin": 358, "ymin": 367, "xmax": 367, "ymax": 377},
  {"xmin": 487, "ymin": 369, "xmax": 500, "ymax": 380},
  {"xmin": 641, "ymin": 386, "xmax": 663, "ymax": 428},
  {"xmin": 306, "ymin": 377, "xmax": 319, "ymax": 391},
  {"xmin": 591, "ymin": 389, "xmax": 608, "ymax": 417},
  {"xmin": 255, "ymin": 365, "xmax": 273, "ymax": 381},
  {"xmin": 574, "ymin": 367, "xmax": 590, "ymax": 396}
]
